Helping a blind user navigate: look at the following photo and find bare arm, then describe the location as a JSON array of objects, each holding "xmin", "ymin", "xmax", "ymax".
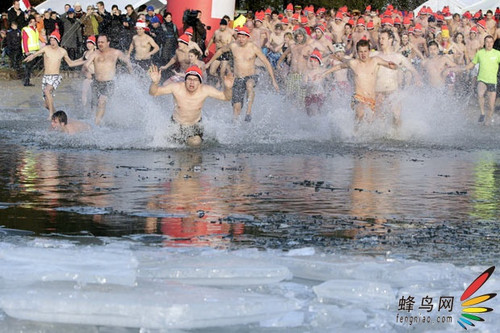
[
  {"xmin": 206, "ymin": 44, "xmax": 230, "ymax": 68},
  {"xmin": 277, "ymin": 47, "xmax": 291, "ymax": 67},
  {"xmin": 205, "ymin": 32, "xmax": 216, "ymax": 56},
  {"xmin": 159, "ymin": 54, "xmax": 177, "ymax": 71},
  {"xmin": 148, "ymin": 65, "xmax": 175, "ymax": 96},
  {"xmin": 23, "ymin": 47, "xmax": 45, "ymax": 62},
  {"xmin": 127, "ymin": 36, "xmax": 135, "ymax": 57},
  {"xmin": 377, "ymin": 57, "xmax": 398, "ymax": 70},
  {"xmin": 206, "ymin": 73, "xmax": 234, "ymax": 101},
  {"xmin": 322, "ymin": 62, "xmax": 349, "ymax": 77},
  {"xmin": 117, "ymin": 50, "xmax": 133, "ymax": 73},
  {"xmin": 63, "ymin": 50, "xmax": 86, "ymax": 67},
  {"xmin": 148, "ymin": 36, "xmax": 160, "ymax": 56},
  {"xmin": 83, "ymin": 51, "xmax": 97, "ymax": 72}
]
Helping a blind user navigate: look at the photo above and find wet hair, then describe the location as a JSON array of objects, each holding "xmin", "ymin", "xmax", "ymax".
[
  {"xmin": 98, "ymin": 33, "xmax": 110, "ymax": 42},
  {"xmin": 356, "ymin": 39, "xmax": 370, "ymax": 51},
  {"xmin": 293, "ymin": 27, "xmax": 307, "ymax": 44},
  {"xmin": 427, "ymin": 40, "xmax": 439, "ymax": 49},
  {"xmin": 188, "ymin": 48, "xmax": 201, "ymax": 58},
  {"xmin": 379, "ymin": 28, "xmax": 395, "ymax": 41},
  {"xmin": 52, "ymin": 111, "xmax": 68, "ymax": 125}
]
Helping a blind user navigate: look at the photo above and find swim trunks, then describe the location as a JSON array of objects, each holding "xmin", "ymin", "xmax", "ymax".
[
  {"xmin": 351, "ymin": 93, "xmax": 376, "ymax": 112},
  {"xmin": 42, "ymin": 74, "xmax": 62, "ymax": 99},
  {"xmin": 286, "ymin": 73, "xmax": 306, "ymax": 108},
  {"xmin": 217, "ymin": 51, "xmax": 231, "ymax": 62},
  {"xmin": 305, "ymin": 93, "xmax": 325, "ymax": 109},
  {"xmin": 232, "ymin": 75, "xmax": 259, "ymax": 106},
  {"xmin": 170, "ymin": 116, "xmax": 204, "ymax": 143},
  {"xmin": 479, "ymin": 81, "xmax": 497, "ymax": 92},
  {"xmin": 94, "ymin": 80, "xmax": 115, "ymax": 100}
]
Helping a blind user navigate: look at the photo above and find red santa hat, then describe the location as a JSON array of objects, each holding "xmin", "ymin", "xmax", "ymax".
[
  {"xmin": 237, "ymin": 26, "xmax": 251, "ymax": 37},
  {"xmin": 185, "ymin": 65, "xmax": 203, "ymax": 83},
  {"xmin": 135, "ymin": 20, "xmax": 150, "ymax": 31},
  {"xmin": 309, "ymin": 49, "xmax": 322, "ymax": 65}
]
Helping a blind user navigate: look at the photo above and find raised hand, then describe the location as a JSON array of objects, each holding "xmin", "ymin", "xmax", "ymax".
[{"xmin": 148, "ymin": 65, "xmax": 161, "ymax": 84}]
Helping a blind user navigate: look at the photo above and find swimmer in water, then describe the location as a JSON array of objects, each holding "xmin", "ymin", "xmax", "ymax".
[
  {"xmin": 148, "ymin": 65, "xmax": 234, "ymax": 147},
  {"xmin": 51, "ymin": 111, "xmax": 91, "ymax": 134}
]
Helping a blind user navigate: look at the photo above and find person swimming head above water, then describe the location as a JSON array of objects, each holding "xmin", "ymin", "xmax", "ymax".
[{"xmin": 51, "ymin": 110, "xmax": 90, "ymax": 135}]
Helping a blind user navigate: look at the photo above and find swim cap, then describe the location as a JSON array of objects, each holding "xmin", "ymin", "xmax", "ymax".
[
  {"xmin": 310, "ymin": 49, "xmax": 322, "ymax": 65},
  {"xmin": 86, "ymin": 35, "xmax": 96, "ymax": 45},
  {"xmin": 177, "ymin": 34, "xmax": 190, "ymax": 45},
  {"xmin": 135, "ymin": 20, "xmax": 150, "ymax": 31},
  {"xmin": 334, "ymin": 43, "xmax": 345, "ymax": 53},
  {"xmin": 237, "ymin": 26, "xmax": 250, "ymax": 37},
  {"xmin": 49, "ymin": 31, "xmax": 60, "ymax": 43},
  {"xmin": 185, "ymin": 65, "xmax": 203, "ymax": 83}
]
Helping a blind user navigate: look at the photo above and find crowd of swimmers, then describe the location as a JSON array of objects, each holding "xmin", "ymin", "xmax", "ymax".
[{"xmin": 3, "ymin": 1, "xmax": 500, "ymax": 146}]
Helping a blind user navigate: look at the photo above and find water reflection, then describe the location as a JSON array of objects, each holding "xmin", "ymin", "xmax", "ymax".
[{"xmin": 1, "ymin": 143, "xmax": 500, "ymax": 246}]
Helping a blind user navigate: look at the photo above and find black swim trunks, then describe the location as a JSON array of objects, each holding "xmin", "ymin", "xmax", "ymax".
[
  {"xmin": 94, "ymin": 80, "xmax": 115, "ymax": 100},
  {"xmin": 171, "ymin": 116, "xmax": 204, "ymax": 144},
  {"xmin": 232, "ymin": 75, "xmax": 259, "ymax": 106},
  {"xmin": 479, "ymin": 81, "xmax": 497, "ymax": 92},
  {"xmin": 217, "ymin": 51, "xmax": 231, "ymax": 62}
]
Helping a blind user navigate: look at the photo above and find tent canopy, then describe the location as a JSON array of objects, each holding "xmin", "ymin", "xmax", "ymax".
[
  {"xmin": 414, "ymin": 0, "xmax": 497, "ymax": 14},
  {"xmin": 35, "ymin": 0, "xmax": 166, "ymax": 13}
]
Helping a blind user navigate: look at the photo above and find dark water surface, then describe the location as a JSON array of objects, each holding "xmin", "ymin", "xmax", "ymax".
[{"xmin": 1, "ymin": 127, "xmax": 500, "ymax": 265}]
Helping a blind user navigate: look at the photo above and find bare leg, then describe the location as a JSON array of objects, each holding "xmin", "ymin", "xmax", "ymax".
[
  {"xmin": 82, "ymin": 78, "xmax": 92, "ymax": 106},
  {"xmin": 392, "ymin": 101, "xmax": 402, "ymax": 128},
  {"xmin": 233, "ymin": 102, "xmax": 242, "ymax": 121},
  {"xmin": 186, "ymin": 135, "xmax": 202, "ymax": 147},
  {"xmin": 44, "ymin": 85, "xmax": 55, "ymax": 119},
  {"xmin": 487, "ymin": 91, "xmax": 497, "ymax": 121},
  {"xmin": 95, "ymin": 96, "xmax": 107, "ymax": 125},
  {"xmin": 245, "ymin": 79, "xmax": 255, "ymax": 121},
  {"xmin": 220, "ymin": 61, "xmax": 229, "ymax": 83},
  {"xmin": 477, "ymin": 82, "xmax": 487, "ymax": 120}
]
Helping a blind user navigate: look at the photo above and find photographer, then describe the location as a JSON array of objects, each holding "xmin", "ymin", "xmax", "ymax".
[
  {"xmin": 183, "ymin": 9, "xmax": 207, "ymax": 55},
  {"xmin": 109, "ymin": 5, "xmax": 125, "ymax": 50},
  {"xmin": 81, "ymin": 5, "xmax": 102, "ymax": 40},
  {"xmin": 8, "ymin": 0, "xmax": 27, "ymax": 28}
]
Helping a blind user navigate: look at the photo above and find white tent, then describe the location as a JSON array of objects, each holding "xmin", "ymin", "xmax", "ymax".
[
  {"xmin": 35, "ymin": 0, "xmax": 166, "ymax": 13},
  {"xmin": 414, "ymin": 0, "xmax": 473, "ymax": 14},
  {"xmin": 414, "ymin": 0, "xmax": 497, "ymax": 14},
  {"xmin": 462, "ymin": 0, "xmax": 499, "ymax": 13}
]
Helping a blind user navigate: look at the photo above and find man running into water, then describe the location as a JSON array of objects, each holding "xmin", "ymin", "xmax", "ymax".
[
  {"xmin": 148, "ymin": 65, "xmax": 234, "ymax": 146},
  {"xmin": 323, "ymin": 39, "xmax": 397, "ymax": 123},
  {"xmin": 84, "ymin": 34, "xmax": 133, "ymax": 125},
  {"xmin": 206, "ymin": 26, "xmax": 279, "ymax": 122},
  {"xmin": 373, "ymin": 29, "xmax": 421, "ymax": 127},
  {"xmin": 460, "ymin": 35, "xmax": 500, "ymax": 124},
  {"xmin": 23, "ymin": 32, "xmax": 85, "ymax": 119},
  {"xmin": 127, "ymin": 20, "xmax": 160, "ymax": 72},
  {"xmin": 205, "ymin": 18, "xmax": 233, "ymax": 86},
  {"xmin": 51, "ymin": 110, "xmax": 90, "ymax": 134}
]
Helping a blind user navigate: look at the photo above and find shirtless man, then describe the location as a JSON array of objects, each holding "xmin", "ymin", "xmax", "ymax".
[
  {"xmin": 206, "ymin": 26, "xmax": 279, "ymax": 122},
  {"xmin": 205, "ymin": 19, "xmax": 233, "ymax": 85},
  {"xmin": 149, "ymin": 65, "xmax": 234, "ymax": 146},
  {"xmin": 159, "ymin": 34, "xmax": 191, "ymax": 80},
  {"xmin": 277, "ymin": 27, "xmax": 309, "ymax": 109},
  {"xmin": 309, "ymin": 24, "xmax": 335, "ymax": 58},
  {"xmin": 351, "ymin": 19, "xmax": 370, "ymax": 49},
  {"xmin": 323, "ymin": 39, "xmax": 398, "ymax": 123},
  {"xmin": 265, "ymin": 23, "xmax": 285, "ymax": 68},
  {"xmin": 421, "ymin": 41, "xmax": 457, "ymax": 88},
  {"xmin": 329, "ymin": 12, "xmax": 345, "ymax": 44},
  {"xmin": 51, "ymin": 110, "xmax": 90, "ymax": 134},
  {"xmin": 84, "ymin": 34, "xmax": 133, "ymax": 125},
  {"xmin": 127, "ymin": 20, "xmax": 160, "ymax": 71},
  {"xmin": 485, "ymin": 10, "xmax": 497, "ymax": 37},
  {"xmin": 303, "ymin": 49, "xmax": 326, "ymax": 116},
  {"xmin": 411, "ymin": 24, "xmax": 428, "ymax": 57},
  {"xmin": 373, "ymin": 29, "xmax": 422, "ymax": 127},
  {"xmin": 23, "ymin": 31, "xmax": 85, "ymax": 119}
]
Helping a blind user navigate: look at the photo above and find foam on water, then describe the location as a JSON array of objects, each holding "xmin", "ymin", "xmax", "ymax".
[{"xmin": 3, "ymin": 73, "xmax": 497, "ymax": 150}]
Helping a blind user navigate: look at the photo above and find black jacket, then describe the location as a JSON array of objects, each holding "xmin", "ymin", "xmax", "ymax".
[{"xmin": 5, "ymin": 28, "xmax": 22, "ymax": 54}]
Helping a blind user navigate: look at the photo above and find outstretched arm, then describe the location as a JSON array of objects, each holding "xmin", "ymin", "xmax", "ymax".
[
  {"xmin": 148, "ymin": 65, "xmax": 175, "ymax": 96},
  {"xmin": 63, "ymin": 50, "xmax": 86, "ymax": 67},
  {"xmin": 159, "ymin": 55, "xmax": 177, "ymax": 71},
  {"xmin": 377, "ymin": 57, "xmax": 398, "ymax": 70},
  {"xmin": 207, "ymin": 72, "xmax": 234, "ymax": 101},
  {"xmin": 206, "ymin": 44, "xmax": 230, "ymax": 68},
  {"xmin": 118, "ymin": 50, "xmax": 133, "ymax": 73},
  {"xmin": 23, "ymin": 47, "xmax": 45, "ymax": 62},
  {"xmin": 277, "ymin": 47, "xmax": 291, "ymax": 67},
  {"xmin": 322, "ymin": 61, "xmax": 349, "ymax": 77}
]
